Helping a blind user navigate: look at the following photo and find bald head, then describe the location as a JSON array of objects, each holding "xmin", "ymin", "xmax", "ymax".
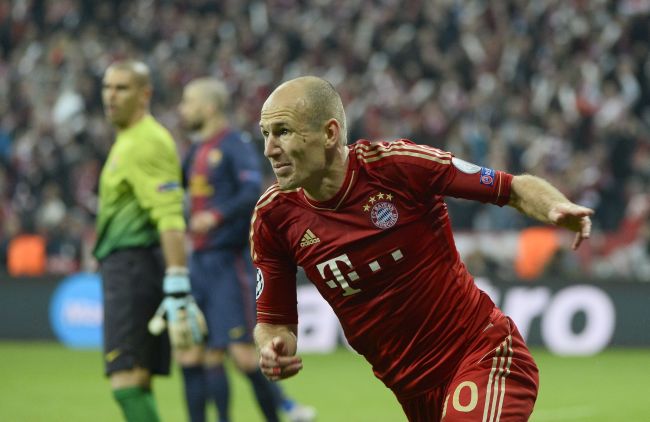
[
  {"xmin": 266, "ymin": 76, "xmax": 347, "ymax": 145},
  {"xmin": 105, "ymin": 60, "xmax": 151, "ymax": 89}
]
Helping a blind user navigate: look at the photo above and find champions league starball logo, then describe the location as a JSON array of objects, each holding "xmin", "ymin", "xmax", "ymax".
[
  {"xmin": 255, "ymin": 268, "xmax": 264, "ymax": 300},
  {"xmin": 363, "ymin": 192, "xmax": 399, "ymax": 229}
]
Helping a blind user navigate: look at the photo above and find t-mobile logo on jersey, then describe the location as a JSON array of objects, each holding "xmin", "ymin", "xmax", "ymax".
[{"xmin": 315, "ymin": 249, "xmax": 404, "ymax": 296}]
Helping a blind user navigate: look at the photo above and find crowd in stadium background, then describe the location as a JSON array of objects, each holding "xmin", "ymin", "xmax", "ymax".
[{"xmin": 0, "ymin": 0, "xmax": 649, "ymax": 280}]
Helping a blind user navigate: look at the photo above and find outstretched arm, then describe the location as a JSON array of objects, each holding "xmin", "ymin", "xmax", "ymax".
[
  {"xmin": 508, "ymin": 174, "xmax": 594, "ymax": 250},
  {"xmin": 254, "ymin": 322, "xmax": 303, "ymax": 381}
]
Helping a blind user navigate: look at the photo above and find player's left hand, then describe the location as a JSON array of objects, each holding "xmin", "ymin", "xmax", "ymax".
[
  {"xmin": 548, "ymin": 203, "xmax": 594, "ymax": 250},
  {"xmin": 164, "ymin": 295, "xmax": 207, "ymax": 349}
]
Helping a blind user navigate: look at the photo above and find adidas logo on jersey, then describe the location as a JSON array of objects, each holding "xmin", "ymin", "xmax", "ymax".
[{"xmin": 300, "ymin": 229, "xmax": 320, "ymax": 247}]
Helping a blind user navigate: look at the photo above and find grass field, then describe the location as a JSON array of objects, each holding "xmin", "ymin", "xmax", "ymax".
[{"xmin": 0, "ymin": 342, "xmax": 648, "ymax": 421}]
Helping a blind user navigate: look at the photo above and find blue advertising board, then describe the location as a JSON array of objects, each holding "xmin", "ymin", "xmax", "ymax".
[{"xmin": 48, "ymin": 272, "xmax": 103, "ymax": 348}]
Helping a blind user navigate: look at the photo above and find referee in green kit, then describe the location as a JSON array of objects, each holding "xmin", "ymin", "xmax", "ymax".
[{"xmin": 94, "ymin": 60, "xmax": 205, "ymax": 422}]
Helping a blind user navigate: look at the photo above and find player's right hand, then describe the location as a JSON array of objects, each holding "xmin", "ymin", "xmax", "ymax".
[{"xmin": 259, "ymin": 336, "xmax": 303, "ymax": 381}]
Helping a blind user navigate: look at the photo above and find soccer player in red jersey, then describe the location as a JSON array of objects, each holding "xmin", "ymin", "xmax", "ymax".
[{"xmin": 252, "ymin": 76, "xmax": 593, "ymax": 421}]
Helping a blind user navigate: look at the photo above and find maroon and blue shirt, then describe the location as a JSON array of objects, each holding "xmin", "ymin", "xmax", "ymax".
[{"xmin": 183, "ymin": 128, "xmax": 262, "ymax": 251}]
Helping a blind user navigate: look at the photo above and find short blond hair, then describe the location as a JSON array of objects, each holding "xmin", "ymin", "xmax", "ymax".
[{"xmin": 186, "ymin": 77, "xmax": 229, "ymax": 112}]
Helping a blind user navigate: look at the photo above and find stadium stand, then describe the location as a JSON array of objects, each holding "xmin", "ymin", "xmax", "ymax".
[{"xmin": 0, "ymin": 0, "xmax": 648, "ymax": 280}]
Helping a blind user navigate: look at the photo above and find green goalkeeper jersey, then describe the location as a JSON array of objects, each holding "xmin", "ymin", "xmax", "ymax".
[{"xmin": 93, "ymin": 115, "xmax": 186, "ymax": 261}]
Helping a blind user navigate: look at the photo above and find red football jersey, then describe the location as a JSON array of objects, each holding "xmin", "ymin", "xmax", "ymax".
[{"xmin": 251, "ymin": 139, "xmax": 513, "ymax": 397}]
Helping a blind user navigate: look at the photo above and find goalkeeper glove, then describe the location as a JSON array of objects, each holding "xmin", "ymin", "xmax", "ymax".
[{"xmin": 148, "ymin": 266, "xmax": 207, "ymax": 349}]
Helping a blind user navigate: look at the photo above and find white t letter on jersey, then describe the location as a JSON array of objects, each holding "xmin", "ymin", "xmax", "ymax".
[{"xmin": 316, "ymin": 254, "xmax": 361, "ymax": 296}]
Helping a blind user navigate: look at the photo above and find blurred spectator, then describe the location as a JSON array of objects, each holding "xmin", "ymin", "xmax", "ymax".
[
  {"xmin": 592, "ymin": 192, "xmax": 650, "ymax": 280},
  {"xmin": 1, "ymin": 0, "xmax": 649, "ymax": 281},
  {"xmin": 36, "ymin": 182, "xmax": 66, "ymax": 232}
]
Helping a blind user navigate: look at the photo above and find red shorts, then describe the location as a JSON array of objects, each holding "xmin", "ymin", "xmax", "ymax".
[{"xmin": 398, "ymin": 309, "xmax": 539, "ymax": 421}]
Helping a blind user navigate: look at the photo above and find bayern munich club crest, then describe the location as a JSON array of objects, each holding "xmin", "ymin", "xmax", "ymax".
[{"xmin": 363, "ymin": 192, "xmax": 399, "ymax": 229}]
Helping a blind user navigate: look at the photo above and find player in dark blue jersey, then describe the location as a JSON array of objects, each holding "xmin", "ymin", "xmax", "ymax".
[{"xmin": 177, "ymin": 77, "xmax": 315, "ymax": 422}]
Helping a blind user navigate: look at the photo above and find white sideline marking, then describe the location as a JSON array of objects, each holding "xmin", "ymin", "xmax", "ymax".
[{"xmin": 531, "ymin": 405, "xmax": 598, "ymax": 421}]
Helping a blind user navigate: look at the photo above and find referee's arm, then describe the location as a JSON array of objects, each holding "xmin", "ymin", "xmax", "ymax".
[
  {"xmin": 129, "ymin": 135, "xmax": 187, "ymax": 269},
  {"xmin": 147, "ymin": 188, "xmax": 187, "ymax": 269},
  {"xmin": 160, "ymin": 229, "xmax": 186, "ymax": 268}
]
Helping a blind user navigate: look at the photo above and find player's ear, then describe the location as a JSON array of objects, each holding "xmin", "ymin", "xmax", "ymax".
[
  {"xmin": 139, "ymin": 85, "xmax": 153, "ymax": 108},
  {"xmin": 323, "ymin": 118, "xmax": 341, "ymax": 148}
]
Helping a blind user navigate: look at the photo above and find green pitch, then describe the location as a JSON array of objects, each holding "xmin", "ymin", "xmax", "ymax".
[{"xmin": 0, "ymin": 342, "xmax": 648, "ymax": 421}]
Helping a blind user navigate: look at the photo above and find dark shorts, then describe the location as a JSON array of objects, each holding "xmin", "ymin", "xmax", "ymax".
[
  {"xmin": 190, "ymin": 247, "xmax": 256, "ymax": 349},
  {"xmin": 398, "ymin": 309, "xmax": 539, "ymax": 421},
  {"xmin": 100, "ymin": 247, "xmax": 171, "ymax": 376}
]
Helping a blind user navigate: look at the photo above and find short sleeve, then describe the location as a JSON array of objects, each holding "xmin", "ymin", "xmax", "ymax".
[{"xmin": 128, "ymin": 134, "xmax": 186, "ymax": 232}]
